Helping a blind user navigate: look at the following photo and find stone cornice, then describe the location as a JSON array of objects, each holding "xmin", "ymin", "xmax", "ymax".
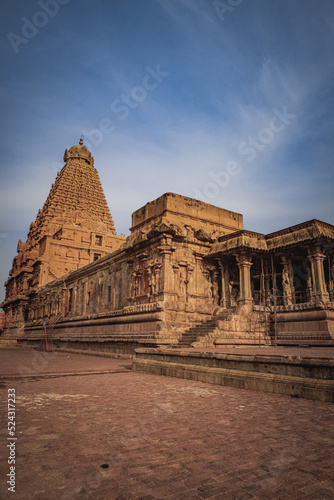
[
  {"xmin": 266, "ymin": 219, "xmax": 334, "ymax": 250},
  {"xmin": 209, "ymin": 230, "xmax": 267, "ymax": 255},
  {"xmin": 208, "ymin": 220, "xmax": 334, "ymax": 256}
]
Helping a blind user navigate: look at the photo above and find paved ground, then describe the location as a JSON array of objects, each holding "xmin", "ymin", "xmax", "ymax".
[
  {"xmin": 0, "ymin": 347, "xmax": 132, "ymax": 377},
  {"xmin": 0, "ymin": 347, "xmax": 334, "ymax": 500}
]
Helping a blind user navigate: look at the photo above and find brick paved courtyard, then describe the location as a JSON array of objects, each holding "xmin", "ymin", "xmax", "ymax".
[{"xmin": 0, "ymin": 348, "xmax": 333, "ymax": 499}]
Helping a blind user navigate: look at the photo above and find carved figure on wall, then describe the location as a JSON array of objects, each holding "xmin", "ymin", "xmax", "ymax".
[
  {"xmin": 213, "ymin": 273, "xmax": 219, "ymax": 304},
  {"xmin": 179, "ymin": 273, "xmax": 187, "ymax": 297},
  {"xmin": 282, "ymin": 267, "xmax": 293, "ymax": 306},
  {"xmin": 128, "ymin": 271, "xmax": 138, "ymax": 300},
  {"xmin": 147, "ymin": 269, "xmax": 157, "ymax": 297},
  {"xmin": 154, "ymin": 266, "xmax": 161, "ymax": 295},
  {"xmin": 134, "ymin": 276, "xmax": 139, "ymax": 297},
  {"xmin": 306, "ymin": 267, "xmax": 312, "ymax": 301},
  {"xmin": 229, "ymin": 281, "xmax": 238, "ymax": 307},
  {"xmin": 151, "ymin": 272, "xmax": 157, "ymax": 295},
  {"xmin": 206, "ymin": 274, "xmax": 213, "ymax": 299}
]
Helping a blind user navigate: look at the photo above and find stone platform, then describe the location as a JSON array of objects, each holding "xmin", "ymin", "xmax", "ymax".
[{"xmin": 133, "ymin": 346, "xmax": 334, "ymax": 403}]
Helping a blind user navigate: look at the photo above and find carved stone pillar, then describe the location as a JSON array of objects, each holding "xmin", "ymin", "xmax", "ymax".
[
  {"xmin": 155, "ymin": 264, "xmax": 161, "ymax": 294},
  {"xmin": 137, "ymin": 270, "xmax": 142, "ymax": 297},
  {"xmin": 217, "ymin": 262, "xmax": 226, "ymax": 308},
  {"xmin": 262, "ymin": 264, "xmax": 270, "ymax": 305},
  {"xmin": 235, "ymin": 253, "xmax": 253, "ymax": 305},
  {"xmin": 82, "ymin": 281, "xmax": 87, "ymax": 314},
  {"xmin": 158, "ymin": 236, "xmax": 174, "ymax": 294},
  {"xmin": 17, "ymin": 303, "xmax": 25, "ymax": 323},
  {"xmin": 307, "ymin": 246, "xmax": 329, "ymax": 303},
  {"xmin": 172, "ymin": 264, "xmax": 180, "ymax": 295},
  {"xmin": 186, "ymin": 265, "xmax": 195, "ymax": 298},
  {"xmin": 147, "ymin": 267, "xmax": 153, "ymax": 298},
  {"xmin": 46, "ymin": 293, "xmax": 51, "ymax": 317},
  {"xmin": 160, "ymin": 250, "xmax": 172, "ymax": 292},
  {"xmin": 139, "ymin": 254, "xmax": 148, "ymax": 297},
  {"xmin": 128, "ymin": 271, "xmax": 135, "ymax": 302},
  {"xmin": 62, "ymin": 287, "xmax": 67, "ymax": 314},
  {"xmin": 213, "ymin": 270, "xmax": 220, "ymax": 305},
  {"xmin": 330, "ymin": 260, "xmax": 334, "ymax": 301},
  {"xmin": 49, "ymin": 294, "xmax": 54, "ymax": 316},
  {"xmin": 133, "ymin": 268, "xmax": 141, "ymax": 297},
  {"xmin": 73, "ymin": 285, "xmax": 79, "ymax": 315},
  {"xmin": 281, "ymin": 255, "xmax": 295, "ymax": 306},
  {"xmin": 194, "ymin": 253, "xmax": 203, "ymax": 295}
]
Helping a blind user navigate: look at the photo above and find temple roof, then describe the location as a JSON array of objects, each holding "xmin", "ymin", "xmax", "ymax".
[
  {"xmin": 209, "ymin": 230, "xmax": 267, "ymax": 255},
  {"xmin": 27, "ymin": 138, "xmax": 116, "ymax": 245},
  {"xmin": 265, "ymin": 219, "xmax": 334, "ymax": 251},
  {"xmin": 208, "ymin": 219, "xmax": 334, "ymax": 256},
  {"xmin": 63, "ymin": 137, "xmax": 94, "ymax": 166}
]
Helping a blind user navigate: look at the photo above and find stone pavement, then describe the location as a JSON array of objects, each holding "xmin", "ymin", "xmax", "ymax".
[
  {"xmin": 0, "ymin": 347, "xmax": 334, "ymax": 500},
  {"xmin": 0, "ymin": 347, "xmax": 132, "ymax": 378}
]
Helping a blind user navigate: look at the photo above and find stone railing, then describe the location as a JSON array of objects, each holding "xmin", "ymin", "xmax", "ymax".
[
  {"xmin": 27, "ymin": 302, "xmax": 164, "ymax": 327},
  {"xmin": 275, "ymin": 301, "xmax": 334, "ymax": 313}
]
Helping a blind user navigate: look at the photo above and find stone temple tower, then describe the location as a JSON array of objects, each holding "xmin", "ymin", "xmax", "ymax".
[{"xmin": 1, "ymin": 138, "xmax": 125, "ymax": 328}]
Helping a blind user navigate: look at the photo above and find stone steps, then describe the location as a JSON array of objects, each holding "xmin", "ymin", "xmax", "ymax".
[
  {"xmin": 174, "ymin": 311, "xmax": 271, "ymax": 348},
  {"xmin": 174, "ymin": 318, "xmax": 220, "ymax": 347}
]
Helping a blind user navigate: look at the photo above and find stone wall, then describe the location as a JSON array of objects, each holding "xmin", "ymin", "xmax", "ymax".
[{"xmin": 12, "ymin": 193, "xmax": 244, "ymax": 347}]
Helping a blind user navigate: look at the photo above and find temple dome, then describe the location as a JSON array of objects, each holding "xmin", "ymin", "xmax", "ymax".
[{"xmin": 63, "ymin": 137, "xmax": 94, "ymax": 166}]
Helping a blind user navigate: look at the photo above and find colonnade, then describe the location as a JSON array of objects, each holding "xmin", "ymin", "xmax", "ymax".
[{"xmin": 217, "ymin": 245, "xmax": 332, "ymax": 309}]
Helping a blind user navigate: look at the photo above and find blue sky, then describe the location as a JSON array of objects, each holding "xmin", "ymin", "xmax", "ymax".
[{"xmin": 1, "ymin": 0, "xmax": 334, "ymax": 303}]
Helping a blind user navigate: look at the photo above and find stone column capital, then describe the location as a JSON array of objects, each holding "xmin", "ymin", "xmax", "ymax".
[
  {"xmin": 235, "ymin": 252, "xmax": 253, "ymax": 269},
  {"xmin": 307, "ymin": 245, "xmax": 326, "ymax": 261},
  {"xmin": 280, "ymin": 255, "xmax": 292, "ymax": 266}
]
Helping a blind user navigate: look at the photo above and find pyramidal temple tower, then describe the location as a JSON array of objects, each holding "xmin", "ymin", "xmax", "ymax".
[{"xmin": 2, "ymin": 139, "xmax": 125, "ymax": 326}]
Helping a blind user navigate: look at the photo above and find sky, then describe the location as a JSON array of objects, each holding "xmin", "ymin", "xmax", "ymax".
[{"xmin": 0, "ymin": 0, "xmax": 334, "ymax": 303}]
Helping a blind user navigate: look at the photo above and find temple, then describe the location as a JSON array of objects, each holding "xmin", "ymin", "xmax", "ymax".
[{"xmin": 1, "ymin": 140, "xmax": 334, "ymax": 353}]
